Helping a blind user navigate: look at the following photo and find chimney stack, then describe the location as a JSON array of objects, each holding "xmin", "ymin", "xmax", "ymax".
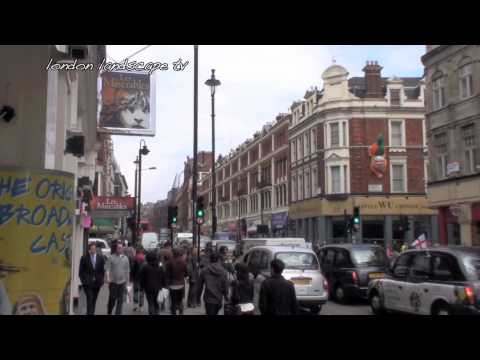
[{"xmin": 362, "ymin": 60, "xmax": 383, "ymax": 98}]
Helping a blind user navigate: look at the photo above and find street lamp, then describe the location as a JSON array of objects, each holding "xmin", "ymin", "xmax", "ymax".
[
  {"xmin": 205, "ymin": 69, "xmax": 221, "ymax": 240},
  {"xmin": 136, "ymin": 139, "xmax": 150, "ymax": 244}
]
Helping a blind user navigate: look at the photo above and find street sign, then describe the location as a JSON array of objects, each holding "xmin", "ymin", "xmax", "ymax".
[{"xmin": 196, "ymin": 218, "xmax": 204, "ymax": 225}]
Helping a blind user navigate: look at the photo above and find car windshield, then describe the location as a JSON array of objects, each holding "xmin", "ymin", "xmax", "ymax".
[
  {"xmin": 275, "ymin": 252, "xmax": 319, "ymax": 270},
  {"xmin": 351, "ymin": 247, "xmax": 387, "ymax": 266},
  {"xmin": 461, "ymin": 252, "xmax": 480, "ymax": 280}
]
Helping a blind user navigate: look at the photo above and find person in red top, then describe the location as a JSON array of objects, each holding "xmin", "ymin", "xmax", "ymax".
[
  {"xmin": 165, "ymin": 248, "xmax": 188, "ymax": 315},
  {"xmin": 131, "ymin": 247, "xmax": 146, "ymax": 311}
]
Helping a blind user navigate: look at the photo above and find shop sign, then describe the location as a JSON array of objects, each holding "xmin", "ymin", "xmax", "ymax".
[
  {"xmin": 271, "ymin": 212, "xmax": 288, "ymax": 229},
  {"xmin": 368, "ymin": 184, "xmax": 383, "ymax": 192},
  {"xmin": 447, "ymin": 162, "xmax": 460, "ymax": 175},
  {"xmin": 91, "ymin": 196, "xmax": 135, "ymax": 211}
]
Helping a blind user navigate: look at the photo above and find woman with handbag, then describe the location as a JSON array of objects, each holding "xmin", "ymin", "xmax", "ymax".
[
  {"xmin": 228, "ymin": 263, "xmax": 254, "ymax": 315},
  {"xmin": 131, "ymin": 248, "xmax": 146, "ymax": 312},
  {"xmin": 138, "ymin": 252, "xmax": 166, "ymax": 315}
]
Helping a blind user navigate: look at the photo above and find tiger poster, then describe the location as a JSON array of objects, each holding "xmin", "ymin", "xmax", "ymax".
[
  {"xmin": 98, "ymin": 71, "xmax": 156, "ymax": 136},
  {"xmin": 0, "ymin": 167, "xmax": 74, "ymax": 315}
]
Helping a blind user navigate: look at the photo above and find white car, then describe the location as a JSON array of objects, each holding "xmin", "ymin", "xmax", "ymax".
[
  {"xmin": 88, "ymin": 238, "xmax": 110, "ymax": 258},
  {"xmin": 141, "ymin": 232, "xmax": 159, "ymax": 251},
  {"xmin": 241, "ymin": 245, "xmax": 328, "ymax": 314},
  {"xmin": 368, "ymin": 247, "xmax": 480, "ymax": 315}
]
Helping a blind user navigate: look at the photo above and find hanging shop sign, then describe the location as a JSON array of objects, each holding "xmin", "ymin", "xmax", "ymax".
[{"xmin": 97, "ymin": 71, "xmax": 156, "ymax": 137}]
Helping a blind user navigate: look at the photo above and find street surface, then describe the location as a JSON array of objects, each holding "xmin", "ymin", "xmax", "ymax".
[{"xmin": 74, "ymin": 284, "xmax": 372, "ymax": 316}]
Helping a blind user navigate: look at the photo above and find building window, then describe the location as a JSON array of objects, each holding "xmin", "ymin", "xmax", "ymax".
[
  {"xmin": 292, "ymin": 175, "xmax": 297, "ymax": 202},
  {"xmin": 291, "ymin": 141, "xmax": 296, "ymax": 162},
  {"xmin": 343, "ymin": 165, "xmax": 348, "ymax": 194},
  {"xmin": 304, "ymin": 133, "xmax": 310, "ymax": 157},
  {"xmin": 298, "ymin": 174, "xmax": 304, "ymax": 201},
  {"xmin": 312, "ymin": 167, "xmax": 318, "ymax": 196},
  {"xmin": 330, "ymin": 166, "xmax": 341, "ymax": 194},
  {"xmin": 459, "ymin": 63, "xmax": 474, "ymax": 100},
  {"xmin": 462, "ymin": 124, "xmax": 476, "ymax": 173},
  {"xmin": 434, "ymin": 132, "xmax": 448, "ymax": 179},
  {"xmin": 342, "ymin": 122, "xmax": 347, "ymax": 147},
  {"xmin": 391, "ymin": 162, "xmax": 406, "ymax": 193},
  {"xmin": 330, "ymin": 123, "xmax": 340, "ymax": 147},
  {"xmin": 432, "ymin": 77, "xmax": 445, "ymax": 110},
  {"xmin": 311, "ymin": 128, "xmax": 317, "ymax": 154},
  {"xmin": 390, "ymin": 89, "xmax": 401, "ymax": 106},
  {"xmin": 389, "ymin": 120, "xmax": 405, "ymax": 148},
  {"xmin": 298, "ymin": 137, "xmax": 304, "ymax": 159},
  {"xmin": 305, "ymin": 170, "xmax": 311, "ymax": 198}
]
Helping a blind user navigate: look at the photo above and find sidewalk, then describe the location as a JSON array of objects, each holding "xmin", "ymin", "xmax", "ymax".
[{"xmin": 74, "ymin": 284, "xmax": 207, "ymax": 316}]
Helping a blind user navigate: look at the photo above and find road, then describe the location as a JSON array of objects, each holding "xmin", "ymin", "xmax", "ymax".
[{"xmin": 74, "ymin": 284, "xmax": 372, "ymax": 316}]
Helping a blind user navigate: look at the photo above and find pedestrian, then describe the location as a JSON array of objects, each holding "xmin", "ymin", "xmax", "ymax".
[
  {"xmin": 229, "ymin": 262, "xmax": 254, "ymax": 315},
  {"xmin": 106, "ymin": 242, "xmax": 130, "ymax": 315},
  {"xmin": 79, "ymin": 242, "xmax": 106, "ymax": 315},
  {"xmin": 131, "ymin": 247, "xmax": 146, "ymax": 312},
  {"xmin": 165, "ymin": 248, "xmax": 188, "ymax": 315},
  {"xmin": 138, "ymin": 251, "xmax": 166, "ymax": 315},
  {"xmin": 197, "ymin": 252, "xmax": 229, "ymax": 316},
  {"xmin": 259, "ymin": 259, "xmax": 298, "ymax": 315},
  {"xmin": 186, "ymin": 247, "xmax": 199, "ymax": 308},
  {"xmin": 251, "ymin": 265, "xmax": 266, "ymax": 315}
]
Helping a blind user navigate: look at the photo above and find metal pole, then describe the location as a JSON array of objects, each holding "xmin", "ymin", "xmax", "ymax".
[
  {"xmin": 211, "ymin": 83, "xmax": 217, "ymax": 241},
  {"xmin": 344, "ymin": 209, "xmax": 347, "ymax": 243},
  {"xmin": 133, "ymin": 162, "xmax": 138, "ymax": 245},
  {"xmin": 192, "ymin": 45, "xmax": 199, "ymax": 263},
  {"xmin": 137, "ymin": 149, "xmax": 142, "ymax": 239}
]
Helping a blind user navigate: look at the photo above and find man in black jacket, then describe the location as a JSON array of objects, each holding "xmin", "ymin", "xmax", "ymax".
[
  {"xmin": 197, "ymin": 252, "xmax": 228, "ymax": 315},
  {"xmin": 259, "ymin": 259, "xmax": 298, "ymax": 315},
  {"xmin": 79, "ymin": 243, "xmax": 106, "ymax": 315},
  {"xmin": 139, "ymin": 252, "xmax": 166, "ymax": 315}
]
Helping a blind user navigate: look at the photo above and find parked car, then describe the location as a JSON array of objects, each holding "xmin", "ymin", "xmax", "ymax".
[
  {"xmin": 318, "ymin": 244, "xmax": 389, "ymax": 303},
  {"xmin": 368, "ymin": 246, "xmax": 480, "ymax": 315},
  {"xmin": 88, "ymin": 238, "xmax": 110, "ymax": 258},
  {"xmin": 240, "ymin": 245, "xmax": 328, "ymax": 314}
]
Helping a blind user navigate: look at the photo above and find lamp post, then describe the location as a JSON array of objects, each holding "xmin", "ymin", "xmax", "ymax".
[
  {"xmin": 136, "ymin": 139, "xmax": 150, "ymax": 240},
  {"xmin": 133, "ymin": 157, "xmax": 139, "ymax": 245},
  {"xmin": 205, "ymin": 69, "xmax": 221, "ymax": 241}
]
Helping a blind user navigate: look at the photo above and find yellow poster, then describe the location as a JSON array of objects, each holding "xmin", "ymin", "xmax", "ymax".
[{"xmin": 0, "ymin": 167, "xmax": 74, "ymax": 315}]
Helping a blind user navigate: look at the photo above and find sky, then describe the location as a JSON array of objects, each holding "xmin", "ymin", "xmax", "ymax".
[{"xmin": 106, "ymin": 45, "xmax": 425, "ymax": 203}]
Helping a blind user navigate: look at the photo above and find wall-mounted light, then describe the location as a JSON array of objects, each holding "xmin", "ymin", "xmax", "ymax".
[{"xmin": 0, "ymin": 105, "xmax": 15, "ymax": 122}]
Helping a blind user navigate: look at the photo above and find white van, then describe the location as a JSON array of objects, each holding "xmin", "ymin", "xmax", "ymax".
[
  {"xmin": 141, "ymin": 232, "xmax": 159, "ymax": 250},
  {"xmin": 241, "ymin": 237, "xmax": 306, "ymax": 254}
]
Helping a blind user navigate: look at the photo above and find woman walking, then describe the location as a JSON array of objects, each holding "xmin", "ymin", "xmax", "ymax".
[{"xmin": 138, "ymin": 252, "xmax": 166, "ymax": 315}]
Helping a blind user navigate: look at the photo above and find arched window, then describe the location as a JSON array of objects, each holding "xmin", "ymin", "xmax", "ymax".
[
  {"xmin": 458, "ymin": 57, "xmax": 474, "ymax": 99},
  {"xmin": 432, "ymin": 71, "xmax": 445, "ymax": 110}
]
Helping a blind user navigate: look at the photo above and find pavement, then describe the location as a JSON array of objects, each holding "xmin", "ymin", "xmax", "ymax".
[{"xmin": 74, "ymin": 283, "xmax": 372, "ymax": 316}]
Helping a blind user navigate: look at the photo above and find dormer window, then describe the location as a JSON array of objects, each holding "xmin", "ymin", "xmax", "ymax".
[{"xmin": 390, "ymin": 89, "xmax": 401, "ymax": 106}]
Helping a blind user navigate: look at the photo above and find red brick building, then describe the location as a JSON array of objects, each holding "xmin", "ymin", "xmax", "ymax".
[{"xmin": 289, "ymin": 61, "xmax": 437, "ymax": 248}]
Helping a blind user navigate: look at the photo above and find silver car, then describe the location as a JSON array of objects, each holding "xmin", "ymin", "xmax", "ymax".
[{"xmin": 240, "ymin": 245, "xmax": 328, "ymax": 314}]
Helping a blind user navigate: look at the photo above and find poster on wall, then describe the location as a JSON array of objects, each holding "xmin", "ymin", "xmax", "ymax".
[
  {"xmin": 0, "ymin": 167, "xmax": 74, "ymax": 315},
  {"xmin": 97, "ymin": 71, "xmax": 156, "ymax": 136}
]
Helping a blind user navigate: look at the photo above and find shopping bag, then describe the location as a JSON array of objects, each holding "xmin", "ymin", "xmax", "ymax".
[{"xmin": 125, "ymin": 284, "xmax": 133, "ymax": 304}]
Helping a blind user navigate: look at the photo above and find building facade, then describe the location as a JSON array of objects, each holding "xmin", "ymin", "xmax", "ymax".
[
  {"xmin": 200, "ymin": 114, "xmax": 290, "ymax": 239},
  {"xmin": 422, "ymin": 45, "xmax": 480, "ymax": 246},
  {"xmin": 289, "ymin": 61, "xmax": 437, "ymax": 248}
]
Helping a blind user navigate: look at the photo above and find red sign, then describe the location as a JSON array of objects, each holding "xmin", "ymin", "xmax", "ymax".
[
  {"xmin": 91, "ymin": 196, "xmax": 135, "ymax": 211},
  {"xmin": 472, "ymin": 203, "xmax": 480, "ymax": 221}
]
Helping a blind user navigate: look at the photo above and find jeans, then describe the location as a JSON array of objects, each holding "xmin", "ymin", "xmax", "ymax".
[
  {"xmin": 169, "ymin": 287, "xmax": 185, "ymax": 315},
  {"xmin": 133, "ymin": 282, "xmax": 144, "ymax": 308},
  {"xmin": 107, "ymin": 282, "xmax": 126, "ymax": 315},
  {"xmin": 187, "ymin": 282, "xmax": 198, "ymax": 307},
  {"xmin": 205, "ymin": 302, "xmax": 222, "ymax": 315},
  {"xmin": 145, "ymin": 291, "xmax": 160, "ymax": 315},
  {"xmin": 84, "ymin": 285, "xmax": 101, "ymax": 315}
]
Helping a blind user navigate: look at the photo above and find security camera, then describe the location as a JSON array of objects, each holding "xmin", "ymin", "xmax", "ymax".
[{"xmin": 68, "ymin": 45, "xmax": 89, "ymax": 60}]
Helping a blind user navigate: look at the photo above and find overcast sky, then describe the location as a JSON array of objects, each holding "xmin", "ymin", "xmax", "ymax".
[{"xmin": 107, "ymin": 45, "xmax": 425, "ymax": 203}]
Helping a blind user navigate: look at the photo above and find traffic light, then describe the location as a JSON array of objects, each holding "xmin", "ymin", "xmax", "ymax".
[
  {"xmin": 353, "ymin": 207, "xmax": 360, "ymax": 225},
  {"xmin": 196, "ymin": 196, "xmax": 205, "ymax": 218},
  {"xmin": 168, "ymin": 206, "xmax": 178, "ymax": 228}
]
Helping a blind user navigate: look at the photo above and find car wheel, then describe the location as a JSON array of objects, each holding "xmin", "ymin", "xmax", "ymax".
[
  {"xmin": 433, "ymin": 303, "xmax": 452, "ymax": 316},
  {"xmin": 310, "ymin": 305, "xmax": 321, "ymax": 315},
  {"xmin": 369, "ymin": 291, "xmax": 386, "ymax": 316},
  {"xmin": 334, "ymin": 284, "xmax": 347, "ymax": 304}
]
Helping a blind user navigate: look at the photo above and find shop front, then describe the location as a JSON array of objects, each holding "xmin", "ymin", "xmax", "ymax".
[
  {"xmin": 472, "ymin": 203, "xmax": 480, "ymax": 246},
  {"xmin": 289, "ymin": 196, "xmax": 437, "ymax": 247}
]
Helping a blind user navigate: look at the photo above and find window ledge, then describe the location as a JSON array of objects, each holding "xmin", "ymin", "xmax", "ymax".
[{"xmin": 390, "ymin": 147, "xmax": 407, "ymax": 153}]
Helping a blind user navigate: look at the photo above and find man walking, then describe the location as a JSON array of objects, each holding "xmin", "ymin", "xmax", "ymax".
[
  {"xmin": 186, "ymin": 247, "xmax": 199, "ymax": 308},
  {"xmin": 165, "ymin": 248, "xmax": 188, "ymax": 315},
  {"xmin": 79, "ymin": 242, "xmax": 105, "ymax": 315},
  {"xmin": 107, "ymin": 242, "xmax": 130, "ymax": 315},
  {"xmin": 197, "ymin": 252, "xmax": 228, "ymax": 315},
  {"xmin": 139, "ymin": 252, "xmax": 166, "ymax": 315},
  {"xmin": 259, "ymin": 259, "xmax": 298, "ymax": 315}
]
